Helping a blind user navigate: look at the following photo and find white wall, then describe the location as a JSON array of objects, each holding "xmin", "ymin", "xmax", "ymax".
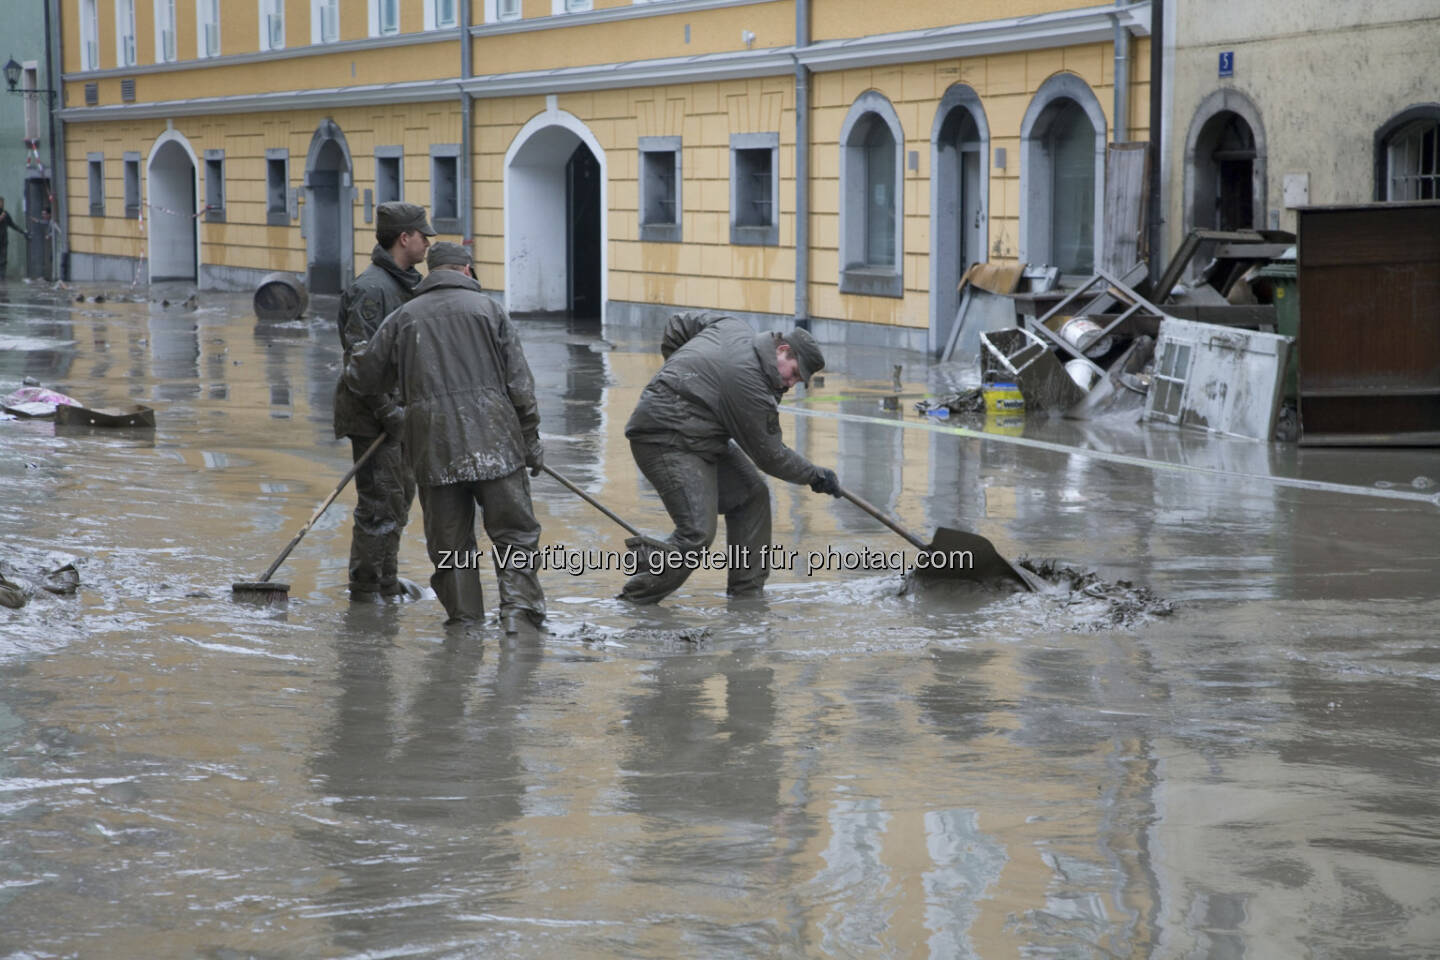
[{"xmin": 1168, "ymin": 0, "xmax": 1440, "ymax": 245}]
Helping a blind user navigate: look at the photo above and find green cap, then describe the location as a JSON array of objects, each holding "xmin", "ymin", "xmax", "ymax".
[
  {"xmin": 779, "ymin": 328, "xmax": 825, "ymax": 386},
  {"xmin": 376, "ymin": 201, "xmax": 436, "ymax": 237},
  {"xmin": 426, "ymin": 241, "xmax": 473, "ymax": 269}
]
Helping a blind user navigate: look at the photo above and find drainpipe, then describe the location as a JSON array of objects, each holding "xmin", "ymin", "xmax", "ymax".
[
  {"xmin": 1146, "ymin": 0, "xmax": 1164, "ymax": 285},
  {"xmin": 459, "ymin": 0, "xmax": 473, "ymax": 249},
  {"xmin": 793, "ymin": 0, "xmax": 810, "ymax": 328},
  {"xmin": 1112, "ymin": 0, "xmax": 1130, "ymax": 143},
  {"xmin": 46, "ymin": 0, "xmax": 69, "ymax": 280}
]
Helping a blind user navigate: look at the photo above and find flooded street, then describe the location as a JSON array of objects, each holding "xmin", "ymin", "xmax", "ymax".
[{"xmin": 3, "ymin": 282, "xmax": 1439, "ymax": 958}]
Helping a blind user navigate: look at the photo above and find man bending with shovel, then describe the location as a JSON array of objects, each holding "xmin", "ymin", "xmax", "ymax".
[
  {"xmin": 621, "ymin": 312, "xmax": 842, "ymax": 604},
  {"xmin": 344, "ymin": 242, "xmax": 546, "ymax": 633}
]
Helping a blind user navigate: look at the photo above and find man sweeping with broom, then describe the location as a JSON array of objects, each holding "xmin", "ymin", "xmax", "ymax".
[{"xmin": 343, "ymin": 242, "xmax": 546, "ymax": 634}]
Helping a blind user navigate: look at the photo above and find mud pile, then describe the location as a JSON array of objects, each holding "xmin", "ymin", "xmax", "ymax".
[{"xmin": 1018, "ymin": 557, "xmax": 1177, "ymax": 631}]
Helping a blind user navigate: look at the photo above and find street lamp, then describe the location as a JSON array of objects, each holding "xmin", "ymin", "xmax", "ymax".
[{"xmin": 4, "ymin": 56, "xmax": 58, "ymax": 104}]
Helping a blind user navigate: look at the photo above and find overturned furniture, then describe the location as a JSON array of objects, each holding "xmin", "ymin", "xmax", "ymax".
[
  {"xmin": 1143, "ymin": 318, "xmax": 1292, "ymax": 441},
  {"xmin": 1295, "ymin": 202, "xmax": 1440, "ymax": 446}
]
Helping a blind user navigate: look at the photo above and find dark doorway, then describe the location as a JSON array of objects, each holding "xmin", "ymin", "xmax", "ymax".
[
  {"xmin": 1199, "ymin": 111, "xmax": 1256, "ymax": 231},
  {"xmin": 932, "ymin": 105, "xmax": 985, "ymax": 354},
  {"xmin": 24, "ymin": 177, "xmax": 53, "ymax": 280},
  {"xmin": 308, "ymin": 139, "xmax": 346, "ymax": 295},
  {"xmin": 566, "ymin": 143, "xmax": 601, "ymax": 318}
]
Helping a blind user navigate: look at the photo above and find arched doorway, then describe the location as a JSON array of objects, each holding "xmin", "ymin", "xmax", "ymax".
[
  {"xmin": 1196, "ymin": 112, "xmax": 1256, "ymax": 230},
  {"xmin": 1184, "ymin": 90, "xmax": 1267, "ymax": 249},
  {"xmin": 505, "ymin": 108, "xmax": 608, "ymax": 319},
  {"xmin": 146, "ymin": 130, "xmax": 199, "ymax": 282},
  {"xmin": 304, "ymin": 119, "xmax": 354, "ymax": 295},
  {"xmin": 1020, "ymin": 74, "xmax": 1106, "ymax": 278},
  {"xmin": 929, "ymin": 84, "xmax": 989, "ymax": 355}
]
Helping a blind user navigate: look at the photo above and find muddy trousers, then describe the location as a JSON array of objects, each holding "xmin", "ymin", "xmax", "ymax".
[
  {"xmin": 620, "ymin": 440, "xmax": 772, "ymax": 604},
  {"xmin": 347, "ymin": 434, "xmax": 416, "ymax": 594},
  {"xmin": 417, "ymin": 469, "xmax": 546, "ymax": 625}
]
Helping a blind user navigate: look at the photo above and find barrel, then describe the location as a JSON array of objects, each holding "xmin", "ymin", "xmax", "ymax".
[{"xmin": 253, "ymin": 273, "xmax": 310, "ymax": 322}]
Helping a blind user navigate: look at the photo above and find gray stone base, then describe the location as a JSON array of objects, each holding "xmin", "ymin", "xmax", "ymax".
[
  {"xmin": 603, "ymin": 299, "xmax": 930, "ymax": 353},
  {"xmin": 68, "ymin": 253, "xmax": 302, "ymax": 295},
  {"xmin": 69, "ymin": 252, "xmax": 148, "ymax": 284},
  {"xmin": 200, "ymin": 262, "xmax": 286, "ymax": 292}
]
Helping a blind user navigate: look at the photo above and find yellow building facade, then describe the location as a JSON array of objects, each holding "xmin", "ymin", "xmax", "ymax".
[{"xmin": 59, "ymin": 0, "xmax": 1151, "ymax": 351}]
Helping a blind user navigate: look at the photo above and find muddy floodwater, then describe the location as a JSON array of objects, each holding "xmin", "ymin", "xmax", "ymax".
[{"xmin": 3, "ymin": 282, "xmax": 1439, "ymax": 958}]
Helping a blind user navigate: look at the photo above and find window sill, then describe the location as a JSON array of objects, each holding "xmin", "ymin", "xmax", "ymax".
[
  {"xmin": 640, "ymin": 223, "xmax": 682, "ymax": 244},
  {"xmin": 266, "ymin": 209, "xmax": 289, "ymax": 227},
  {"xmin": 432, "ymin": 216, "xmax": 462, "ymax": 236},
  {"xmin": 839, "ymin": 265, "xmax": 902, "ymax": 298},
  {"xmin": 205, "ymin": 209, "xmax": 226, "ymax": 223},
  {"xmin": 731, "ymin": 224, "xmax": 778, "ymax": 247}
]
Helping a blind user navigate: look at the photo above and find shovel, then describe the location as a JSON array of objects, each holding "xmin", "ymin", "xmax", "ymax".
[
  {"xmin": 540, "ymin": 465, "xmax": 670, "ymax": 555},
  {"xmin": 835, "ymin": 486, "xmax": 1036, "ymax": 591}
]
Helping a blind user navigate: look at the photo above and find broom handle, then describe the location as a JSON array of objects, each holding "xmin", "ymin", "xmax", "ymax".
[
  {"xmin": 258, "ymin": 435, "xmax": 386, "ymax": 583},
  {"xmin": 540, "ymin": 464, "xmax": 645, "ymax": 539}
]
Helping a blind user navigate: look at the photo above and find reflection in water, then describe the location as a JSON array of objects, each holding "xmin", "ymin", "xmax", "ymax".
[
  {"xmin": 306, "ymin": 608, "xmax": 540, "ymax": 955},
  {"xmin": 147, "ymin": 310, "xmax": 201, "ymax": 400},
  {"xmin": 2, "ymin": 286, "xmax": 1439, "ymax": 958}
]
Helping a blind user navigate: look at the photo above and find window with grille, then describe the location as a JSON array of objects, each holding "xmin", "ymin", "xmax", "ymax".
[
  {"xmin": 1385, "ymin": 118, "xmax": 1439, "ymax": 201},
  {"xmin": 639, "ymin": 137, "xmax": 681, "ymax": 243},
  {"xmin": 435, "ymin": 0, "xmax": 457, "ymax": 27},
  {"xmin": 266, "ymin": 149, "xmax": 289, "ymax": 226},
  {"xmin": 496, "ymin": 0, "xmax": 521, "ymax": 20},
  {"xmin": 123, "ymin": 154, "xmax": 141, "ymax": 218},
  {"xmin": 730, "ymin": 132, "xmax": 778, "ymax": 246},
  {"xmin": 375, "ymin": 148, "xmax": 403, "ymax": 204},
  {"xmin": 205, "ymin": 150, "xmax": 225, "ymax": 222},
  {"xmin": 430, "ymin": 144, "xmax": 461, "ymax": 233},
  {"xmin": 88, "ymin": 155, "xmax": 105, "ymax": 217},
  {"xmin": 1148, "ymin": 338, "xmax": 1193, "ymax": 422}
]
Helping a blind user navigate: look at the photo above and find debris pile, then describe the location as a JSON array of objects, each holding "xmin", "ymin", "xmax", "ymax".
[{"xmin": 1017, "ymin": 557, "xmax": 1177, "ymax": 631}]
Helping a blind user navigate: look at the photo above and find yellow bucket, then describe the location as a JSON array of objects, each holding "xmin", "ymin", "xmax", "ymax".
[{"xmin": 982, "ymin": 382, "xmax": 1024, "ymax": 415}]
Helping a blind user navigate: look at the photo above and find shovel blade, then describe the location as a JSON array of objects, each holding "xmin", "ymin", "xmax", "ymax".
[{"xmin": 917, "ymin": 527, "xmax": 1035, "ymax": 591}]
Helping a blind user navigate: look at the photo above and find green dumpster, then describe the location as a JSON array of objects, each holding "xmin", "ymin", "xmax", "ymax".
[{"xmin": 1255, "ymin": 261, "xmax": 1299, "ymax": 400}]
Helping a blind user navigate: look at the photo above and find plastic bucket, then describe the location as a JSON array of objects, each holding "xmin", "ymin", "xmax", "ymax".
[
  {"xmin": 1064, "ymin": 358, "xmax": 1098, "ymax": 391},
  {"xmin": 253, "ymin": 272, "xmax": 310, "ymax": 322},
  {"xmin": 1058, "ymin": 316, "xmax": 1114, "ymax": 358},
  {"xmin": 982, "ymin": 381, "xmax": 1025, "ymax": 414}
]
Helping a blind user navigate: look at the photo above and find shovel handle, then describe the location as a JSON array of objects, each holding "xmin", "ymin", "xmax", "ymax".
[
  {"xmin": 540, "ymin": 464, "xmax": 644, "ymax": 539},
  {"xmin": 257, "ymin": 434, "xmax": 386, "ymax": 583},
  {"xmin": 835, "ymin": 485, "xmax": 929, "ymax": 553}
]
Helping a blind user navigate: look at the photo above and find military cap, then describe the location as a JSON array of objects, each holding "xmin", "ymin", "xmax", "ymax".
[
  {"xmin": 779, "ymin": 327, "xmax": 825, "ymax": 387},
  {"xmin": 427, "ymin": 241, "xmax": 473, "ymax": 270},
  {"xmin": 376, "ymin": 201, "xmax": 436, "ymax": 237}
]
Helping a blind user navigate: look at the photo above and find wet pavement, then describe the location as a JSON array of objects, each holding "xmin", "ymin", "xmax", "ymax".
[{"xmin": 2, "ymin": 280, "xmax": 1439, "ymax": 958}]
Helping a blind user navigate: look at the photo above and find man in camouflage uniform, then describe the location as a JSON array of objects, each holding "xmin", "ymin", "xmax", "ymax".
[
  {"xmin": 620, "ymin": 312, "xmax": 841, "ymax": 604},
  {"xmin": 333, "ymin": 201, "xmax": 434, "ymax": 599},
  {"xmin": 344, "ymin": 242, "xmax": 546, "ymax": 633}
]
